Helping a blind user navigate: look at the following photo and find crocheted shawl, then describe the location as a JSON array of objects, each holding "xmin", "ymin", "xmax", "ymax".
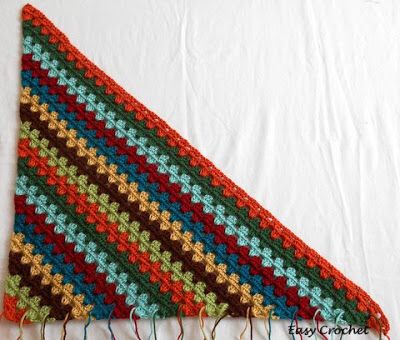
[{"xmin": 3, "ymin": 3, "xmax": 389, "ymax": 335}]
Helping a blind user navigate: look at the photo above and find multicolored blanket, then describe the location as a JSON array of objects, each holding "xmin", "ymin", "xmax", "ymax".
[{"xmin": 3, "ymin": 3, "xmax": 389, "ymax": 335}]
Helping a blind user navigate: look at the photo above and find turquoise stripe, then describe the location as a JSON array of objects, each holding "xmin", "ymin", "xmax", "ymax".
[
  {"xmin": 22, "ymin": 36, "xmax": 346, "ymax": 322},
  {"xmin": 16, "ymin": 174, "xmax": 159, "ymax": 318}
]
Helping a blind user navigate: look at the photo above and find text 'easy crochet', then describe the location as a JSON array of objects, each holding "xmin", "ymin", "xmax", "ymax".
[{"xmin": 3, "ymin": 4, "xmax": 389, "ymax": 336}]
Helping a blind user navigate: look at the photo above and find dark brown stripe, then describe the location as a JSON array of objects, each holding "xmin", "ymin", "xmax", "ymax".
[
  {"xmin": 8, "ymin": 250, "xmax": 71, "ymax": 319},
  {"xmin": 20, "ymin": 102, "xmax": 250, "ymax": 316}
]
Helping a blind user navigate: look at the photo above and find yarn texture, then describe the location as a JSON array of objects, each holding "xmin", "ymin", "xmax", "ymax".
[{"xmin": 3, "ymin": 4, "xmax": 389, "ymax": 335}]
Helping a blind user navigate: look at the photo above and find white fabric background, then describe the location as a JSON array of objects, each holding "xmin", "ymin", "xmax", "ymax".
[{"xmin": 0, "ymin": 0, "xmax": 399, "ymax": 339}]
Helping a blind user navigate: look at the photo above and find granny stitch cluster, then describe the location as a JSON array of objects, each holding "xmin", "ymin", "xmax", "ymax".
[{"xmin": 3, "ymin": 4, "xmax": 389, "ymax": 335}]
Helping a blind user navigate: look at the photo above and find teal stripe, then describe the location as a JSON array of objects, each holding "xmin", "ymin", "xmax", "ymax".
[{"xmin": 22, "ymin": 36, "xmax": 348, "ymax": 322}]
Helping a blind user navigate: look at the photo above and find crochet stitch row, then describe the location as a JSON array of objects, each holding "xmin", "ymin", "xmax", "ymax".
[{"xmin": 3, "ymin": 4, "xmax": 389, "ymax": 335}]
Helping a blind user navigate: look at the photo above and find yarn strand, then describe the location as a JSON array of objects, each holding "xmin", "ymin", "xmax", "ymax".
[
  {"xmin": 16, "ymin": 310, "xmax": 29, "ymax": 340},
  {"xmin": 83, "ymin": 314, "xmax": 92, "ymax": 340},
  {"xmin": 40, "ymin": 313, "xmax": 49, "ymax": 340},
  {"xmin": 129, "ymin": 308, "xmax": 142, "ymax": 340},
  {"xmin": 60, "ymin": 313, "xmax": 70, "ymax": 340}
]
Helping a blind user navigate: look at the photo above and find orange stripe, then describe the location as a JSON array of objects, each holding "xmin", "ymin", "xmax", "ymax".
[{"xmin": 3, "ymin": 294, "xmax": 30, "ymax": 323}]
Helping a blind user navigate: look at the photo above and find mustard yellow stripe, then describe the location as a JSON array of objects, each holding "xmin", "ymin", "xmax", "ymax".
[
  {"xmin": 10, "ymin": 232, "xmax": 93, "ymax": 319},
  {"xmin": 20, "ymin": 87, "xmax": 275, "ymax": 318}
]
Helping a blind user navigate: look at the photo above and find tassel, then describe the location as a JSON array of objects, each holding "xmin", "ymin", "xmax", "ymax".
[
  {"xmin": 152, "ymin": 311, "xmax": 157, "ymax": 340},
  {"xmin": 316, "ymin": 319, "xmax": 327, "ymax": 340},
  {"xmin": 331, "ymin": 311, "xmax": 344, "ymax": 340},
  {"xmin": 198, "ymin": 306, "xmax": 208, "ymax": 340},
  {"xmin": 239, "ymin": 307, "xmax": 251, "ymax": 340},
  {"xmin": 40, "ymin": 312, "xmax": 49, "ymax": 340},
  {"xmin": 312, "ymin": 309, "xmax": 319, "ymax": 340},
  {"xmin": 249, "ymin": 308, "xmax": 253, "ymax": 340},
  {"xmin": 290, "ymin": 311, "xmax": 303, "ymax": 340},
  {"xmin": 16, "ymin": 310, "xmax": 29, "ymax": 340},
  {"xmin": 107, "ymin": 308, "xmax": 116, "ymax": 340},
  {"xmin": 294, "ymin": 312, "xmax": 303, "ymax": 340},
  {"xmin": 83, "ymin": 313, "xmax": 92, "ymax": 340},
  {"xmin": 312, "ymin": 309, "xmax": 327, "ymax": 340},
  {"xmin": 148, "ymin": 316, "xmax": 153, "ymax": 340},
  {"xmin": 210, "ymin": 312, "xmax": 228, "ymax": 340},
  {"xmin": 129, "ymin": 307, "xmax": 141, "ymax": 340},
  {"xmin": 289, "ymin": 311, "xmax": 296, "ymax": 340},
  {"xmin": 148, "ymin": 311, "xmax": 157, "ymax": 340},
  {"xmin": 177, "ymin": 305, "xmax": 184, "ymax": 340},
  {"xmin": 263, "ymin": 312, "xmax": 272, "ymax": 340},
  {"xmin": 60, "ymin": 313, "xmax": 70, "ymax": 340},
  {"xmin": 338, "ymin": 315, "xmax": 345, "ymax": 340}
]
